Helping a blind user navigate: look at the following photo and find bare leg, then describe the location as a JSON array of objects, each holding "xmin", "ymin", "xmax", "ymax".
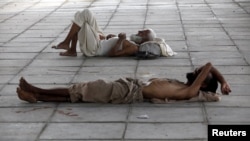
[
  {"xmin": 59, "ymin": 33, "xmax": 78, "ymax": 56},
  {"xmin": 19, "ymin": 77, "xmax": 70, "ymax": 97},
  {"xmin": 52, "ymin": 22, "xmax": 80, "ymax": 50},
  {"xmin": 17, "ymin": 77, "xmax": 71, "ymax": 103}
]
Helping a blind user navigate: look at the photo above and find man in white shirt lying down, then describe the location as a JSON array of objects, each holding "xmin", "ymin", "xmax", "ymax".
[{"xmin": 52, "ymin": 9, "xmax": 156, "ymax": 57}]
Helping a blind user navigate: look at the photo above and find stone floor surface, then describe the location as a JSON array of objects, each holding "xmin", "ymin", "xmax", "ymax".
[{"xmin": 0, "ymin": 0, "xmax": 250, "ymax": 141}]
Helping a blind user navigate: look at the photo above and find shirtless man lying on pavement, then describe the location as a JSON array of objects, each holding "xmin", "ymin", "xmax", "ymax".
[
  {"xmin": 17, "ymin": 62, "xmax": 231, "ymax": 104},
  {"xmin": 52, "ymin": 9, "xmax": 156, "ymax": 57}
]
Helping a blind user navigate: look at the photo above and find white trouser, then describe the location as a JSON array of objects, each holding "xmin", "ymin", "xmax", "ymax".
[{"xmin": 73, "ymin": 9, "xmax": 104, "ymax": 56}]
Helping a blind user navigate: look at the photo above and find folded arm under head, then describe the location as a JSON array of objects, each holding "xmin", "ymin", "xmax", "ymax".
[{"xmin": 186, "ymin": 63, "xmax": 231, "ymax": 95}]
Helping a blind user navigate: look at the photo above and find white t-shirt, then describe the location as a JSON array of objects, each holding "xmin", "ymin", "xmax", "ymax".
[{"xmin": 96, "ymin": 37, "xmax": 120, "ymax": 56}]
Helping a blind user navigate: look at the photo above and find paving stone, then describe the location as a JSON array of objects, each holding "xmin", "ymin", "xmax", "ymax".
[
  {"xmin": 10, "ymin": 75, "xmax": 74, "ymax": 84},
  {"xmin": 138, "ymin": 58, "xmax": 191, "ymax": 66},
  {"xmin": 0, "ymin": 67, "xmax": 22, "ymax": 75},
  {"xmin": 192, "ymin": 58, "xmax": 247, "ymax": 66},
  {"xmin": 190, "ymin": 51, "xmax": 242, "ymax": 59},
  {"xmin": 29, "ymin": 59, "xmax": 83, "ymax": 67},
  {"xmin": 125, "ymin": 123, "xmax": 206, "ymax": 139},
  {"xmin": 19, "ymin": 67, "xmax": 78, "ymax": 75},
  {"xmin": 0, "ymin": 123, "xmax": 44, "ymax": 141},
  {"xmin": 78, "ymin": 66, "xmax": 135, "ymax": 75},
  {"xmin": 0, "ymin": 53, "xmax": 37, "ymax": 59},
  {"xmin": 0, "ymin": 107, "xmax": 54, "ymax": 122},
  {"xmin": 205, "ymin": 95, "xmax": 250, "ymax": 107},
  {"xmin": 189, "ymin": 45, "xmax": 238, "ymax": 52},
  {"xmin": 224, "ymin": 74, "xmax": 250, "ymax": 85},
  {"xmin": 206, "ymin": 107, "xmax": 250, "ymax": 124},
  {"xmin": 72, "ymin": 74, "xmax": 135, "ymax": 82},
  {"xmin": 0, "ymin": 95, "xmax": 57, "ymax": 107},
  {"xmin": 40, "ymin": 123, "xmax": 125, "ymax": 140},
  {"xmin": 51, "ymin": 106, "xmax": 128, "ymax": 122},
  {"xmin": 129, "ymin": 107, "xmax": 204, "ymax": 122},
  {"xmin": 0, "ymin": 60, "xmax": 30, "ymax": 67},
  {"xmin": 83, "ymin": 57, "xmax": 137, "ymax": 67},
  {"xmin": 0, "ymin": 75, "xmax": 13, "ymax": 84}
]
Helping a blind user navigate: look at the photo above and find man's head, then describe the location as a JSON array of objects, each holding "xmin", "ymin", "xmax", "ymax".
[
  {"xmin": 130, "ymin": 28, "xmax": 157, "ymax": 44},
  {"xmin": 186, "ymin": 69, "xmax": 218, "ymax": 93}
]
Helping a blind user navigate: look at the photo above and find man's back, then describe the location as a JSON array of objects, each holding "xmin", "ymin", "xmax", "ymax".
[{"xmin": 142, "ymin": 78, "xmax": 189, "ymax": 100}]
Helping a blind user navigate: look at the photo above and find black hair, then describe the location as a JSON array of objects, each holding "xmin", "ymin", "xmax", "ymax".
[
  {"xmin": 200, "ymin": 76, "xmax": 218, "ymax": 93},
  {"xmin": 186, "ymin": 72, "xmax": 218, "ymax": 93}
]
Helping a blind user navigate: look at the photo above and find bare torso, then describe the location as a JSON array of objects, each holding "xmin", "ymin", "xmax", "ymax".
[{"xmin": 142, "ymin": 78, "xmax": 191, "ymax": 100}]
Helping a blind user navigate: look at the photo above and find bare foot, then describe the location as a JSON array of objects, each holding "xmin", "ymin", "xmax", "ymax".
[
  {"xmin": 52, "ymin": 42, "xmax": 70, "ymax": 50},
  {"xmin": 19, "ymin": 77, "xmax": 37, "ymax": 93},
  {"xmin": 16, "ymin": 87, "xmax": 37, "ymax": 103},
  {"xmin": 59, "ymin": 50, "xmax": 77, "ymax": 57}
]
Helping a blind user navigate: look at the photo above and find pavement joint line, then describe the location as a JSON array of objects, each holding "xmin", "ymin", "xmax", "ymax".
[
  {"xmin": 5, "ymin": 0, "xmax": 71, "ymax": 88},
  {"xmin": 232, "ymin": 0, "xmax": 250, "ymax": 14},
  {"xmin": 0, "ymin": 0, "xmax": 42, "ymax": 24},
  {"xmin": 204, "ymin": 0, "xmax": 250, "ymax": 66},
  {"xmin": 102, "ymin": 0, "xmax": 121, "ymax": 31},
  {"xmin": 143, "ymin": 0, "xmax": 150, "ymax": 29},
  {"xmin": 121, "ymin": 103, "xmax": 132, "ymax": 140},
  {"xmin": 34, "ymin": 103, "xmax": 59, "ymax": 141},
  {"xmin": 2, "ymin": 0, "xmax": 44, "ymax": 44},
  {"xmin": 175, "ymin": 0, "xmax": 194, "ymax": 69}
]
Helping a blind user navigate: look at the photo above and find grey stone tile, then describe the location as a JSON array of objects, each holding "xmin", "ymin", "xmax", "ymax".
[
  {"xmin": 29, "ymin": 59, "xmax": 83, "ymax": 67},
  {"xmin": 2, "ymin": 76, "xmax": 14, "ymax": 85},
  {"xmin": 189, "ymin": 45, "xmax": 238, "ymax": 52},
  {"xmin": 138, "ymin": 59, "xmax": 191, "ymax": 66},
  {"xmin": 0, "ymin": 67, "xmax": 22, "ymax": 75},
  {"xmin": 0, "ymin": 60, "xmax": 30, "ymax": 67},
  {"xmin": 136, "ymin": 66, "xmax": 192, "ymax": 80},
  {"xmin": 206, "ymin": 107, "xmax": 250, "ymax": 124},
  {"xmin": 0, "ymin": 46, "xmax": 44, "ymax": 53},
  {"xmin": 0, "ymin": 84, "xmax": 18, "ymax": 96},
  {"xmin": 192, "ymin": 58, "xmax": 247, "ymax": 66},
  {"xmin": 40, "ymin": 123, "xmax": 125, "ymax": 140},
  {"xmin": 205, "ymin": 95, "xmax": 250, "ymax": 107},
  {"xmin": 230, "ymin": 84, "xmax": 250, "ymax": 96},
  {"xmin": 36, "ymin": 53, "xmax": 82, "ymax": 59},
  {"xmin": 190, "ymin": 51, "xmax": 242, "ymax": 59},
  {"xmin": 0, "ymin": 96, "xmax": 57, "ymax": 107},
  {"xmin": 0, "ymin": 107, "xmax": 54, "ymax": 122},
  {"xmin": 187, "ymin": 40, "xmax": 234, "ymax": 46},
  {"xmin": 0, "ymin": 53, "xmax": 37, "ymax": 59},
  {"xmin": 208, "ymin": 66, "xmax": 250, "ymax": 75},
  {"xmin": 0, "ymin": 123, "xmax": 44, "ymax": 141},
  {"xmin": 125, "ymin": 123, "xmax": 206, "ymax": 139},
  {"xmin": 131, "ymin": 101, "xmax": 202, "ymax": 107},
  {"xmin": 10, "ymin": 75, "xmax": 74, "ymax": 84},
  {"xmin": 19, "ymin": 67, "xmax": 78, "ymax": 75},
  {"xmin": 51, "ymin": 106, "xmax": 128, "ymax": 122},
  {"xmin": 83, "ymin": 57, "xmax": 137, "ymax": 67},
  {"xmin": 78, "ymin": 66, "xmax": 135, "ymax": 75},
  {"xmin": 224, "ymin": 74, "xmax": 250, "ymax": 85},
  {"xmin": 72, "ymin": 74, "xmax": 135, "ymax": 82},
  {"xmin": 0, "ymin": 84, "xmax": 68, "ymax": 96},
  {"xmin": 129, "ymin": 107, "xmax": 204, "ymax": 122}
]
